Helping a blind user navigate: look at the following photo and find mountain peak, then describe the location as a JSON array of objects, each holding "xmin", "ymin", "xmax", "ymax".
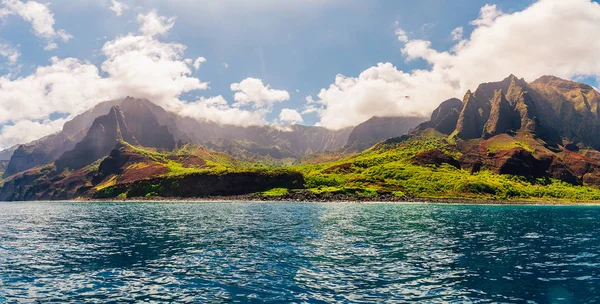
[
  {"xmin": 505, "ymin": 74, "xmax": 520, "ymax": 82},
  {"xmin": 531, "ymin": 75, "xmax": 594, "ymax": 91},
  {"xmin": 55, "ymin": 105, "xmax": 138, "ymax": 171}
]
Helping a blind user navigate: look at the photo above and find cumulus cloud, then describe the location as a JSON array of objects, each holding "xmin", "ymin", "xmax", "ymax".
[
  {"xmin": 100, "ymin": 35, "xmax": 207, "ymax": 108},
  {"xmin": 0, "ymin": 11, "xmax": 209, "ymax": 148},
  {"xmin": 109, "ymin": 0, "xmax": 128, "ymax": 16},
  {"xmin": 0, "ymin": 57, "xmax": 106, "ymax": 124},
  {"xmin": 309, "ymin": 0, "xmax": 600, "ymax": 129},
  {"xmin": 231, "ymin": 77, "xmax": 290, "ymax": 108},
  {"xmin": 0, "ymin": 0, "xmax": 71, "ymax": 50},
  {"xmin": 177, "ymin": 96, "xmax": 269, "ymax": 127},
  {"xmin": 193, "ymin": 57, "xmax": 206, "ymax": 70},
  {"xmin": 0, "ymin": 43, "xmax": 19, "ymax": 65},
  {"xmin": 451, "ymin": 27, "xmax": 463, "ymax": 41},
  {"xmin": 395, "ymin": 28, "xmax": 408, "ymax": 43},
  {"xmin": 0, "ymin": 10, "xmax": 281, "ymax": 148},
  {"xmin": 471, "ymin": 4, "xmax": 502, "ymax": 27},
  {"xmin": 0, "ymin": 118, "xmax": 68, "ymax": 149},
  {"xmin": 137, "ymin": 10, "xmax": 175, "ymax": 37},
  {"xmin": 279, "ymin": 109, "xmax": 303, "ymax": 124}
]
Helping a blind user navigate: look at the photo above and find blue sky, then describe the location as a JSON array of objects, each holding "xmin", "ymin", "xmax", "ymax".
[{"xmin": 1, "ymin": 0, "xmax": 600, "ymax": 148}]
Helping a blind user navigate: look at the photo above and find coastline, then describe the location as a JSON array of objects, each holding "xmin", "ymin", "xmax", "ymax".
[{"xmin": 69, "ymin": 191, "xmax": 600, "ymax": 206}]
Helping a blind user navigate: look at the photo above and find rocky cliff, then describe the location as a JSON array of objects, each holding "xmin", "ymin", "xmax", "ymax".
[
  {"xmin": 414, "ymin": 74, "xmax": 600, "ymax": 186},
  {"xmin": 55, "ymin": 106, "xmax": 140, "ymax": 171},
  {"xmin": 345, "ymin": 116, "xmax": 427, "ymax": 151}
]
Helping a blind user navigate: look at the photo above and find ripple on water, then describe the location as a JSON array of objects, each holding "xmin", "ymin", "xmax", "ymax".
[{"xmin": 0, "ymin": 202, "xmax": 600, "ymax": 303}]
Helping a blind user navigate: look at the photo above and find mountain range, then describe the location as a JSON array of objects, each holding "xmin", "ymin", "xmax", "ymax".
[
  {"xmin": 3, "ymin": 75, "xmax": 600, "ymax": 201},
  {"xmin": 1, "ymin": 97, "xmax": 423, "ymax": 177}
]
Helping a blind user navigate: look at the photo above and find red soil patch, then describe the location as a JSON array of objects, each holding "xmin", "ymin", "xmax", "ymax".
[
  {"xmin": 119, "ymin": 162, "xmax": 168, "ymax": 183},
  {"xmin": 411, "ymin": 149, "xmax": 460, "ymax": 168}
]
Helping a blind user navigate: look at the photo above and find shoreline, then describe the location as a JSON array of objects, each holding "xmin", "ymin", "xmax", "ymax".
[{"xmin": 71, "ymin": 191, "xmax": 600, "ymax": 205}]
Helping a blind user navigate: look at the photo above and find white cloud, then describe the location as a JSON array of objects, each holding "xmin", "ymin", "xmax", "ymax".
[
  {"xmin": 223, "ymin": 62, "xmax": 229, "ymax": 69},
  {"xmin": 310, "ymin": 0, "xmax": 600, "ymax": 129},
  {"xmin": 0, "ymin": 11, "xmax": 210, "ymax": 148},
  {"xmin": 0, "ymin": 43, "xmax": 19, "ymax": 65},
  {"xmin": 451, "ymin": 27, "xmax": 463, "ymax": 41},
  {"xmin": 193, "ymin": 57, "xmax": 206, "ymax": 70},
  {"xmin": 109, "ymin": 0, "xmax": 128, "ymax": 16},
  {"xmin": 0, "ymin": 0, "xmax": 71, "ymax": 50},
  {"xmin": 100, "ymin": 35, "xmax": 208, "ymax": 108},
  {"xmin": 0, "ymin": 10, "xmax": 278, "ymax": 148},
  {"xmin": 471, "ymin": 4, "xmax": 503, "ymax": 27},
  {"xmin": 0, "ymin": 57, "xmax": 107, "ymax": 125},
  {"xmin": 231, "ymin": 77, "xmax": 290, "ymax": 108},
  {"xmin": 307, "ymin": 63, "xmax": 438, "ymax": 129},
  {"xmin": 178, "ymin": 96, "xmax": 269, "ymax": 127},
  {"xmin": 137, "ymin": 10, "xmax": 175, "ymax": 37},
  {"xmin": 279, "ymin": 109, "xmax": 303, "ymax": 124},
  {"xmin": 395, "ymin": 28, "xmax": 408, "ymax": 43},
  {"xmin": 0, "ymin": 118, "xmax": 68, "ymax": 149}
]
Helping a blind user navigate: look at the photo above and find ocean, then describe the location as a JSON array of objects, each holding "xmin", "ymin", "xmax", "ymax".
[{"xmin": 0, "ymin": 202, "xmax": 598, "ymax": 303}]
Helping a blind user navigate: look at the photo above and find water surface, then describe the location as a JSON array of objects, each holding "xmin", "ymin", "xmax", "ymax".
[{"xmin": 0, "ymin": 202, "xmax": 599, "ymax": 303}]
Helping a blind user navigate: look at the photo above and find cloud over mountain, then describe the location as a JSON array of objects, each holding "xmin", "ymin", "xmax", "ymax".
[
  {"xmin": 308, "ymin": 0, "xmax": 600, "ymax": 129},
  {"xmin": 0, "ymin": 9, "xmax": 292, "ymax": 148}
]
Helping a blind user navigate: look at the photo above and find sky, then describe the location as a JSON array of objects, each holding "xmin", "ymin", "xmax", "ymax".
[{"xmin": 1, "ymin": 0, "xmax": 600, "ymax": 149}]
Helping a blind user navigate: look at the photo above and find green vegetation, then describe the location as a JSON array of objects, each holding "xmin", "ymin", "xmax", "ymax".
[
  {"xmin": 485, "ymin": 136, "xmax": 533, "ymax": 154},
  {"xmin": 261, "ymin": 188, "xmax": 289, "ymax": 197},
  {"xmin": 17, "ymin": 134, "xmax": 600, "ymax": 202},
  {"xmin": 287, "ymin": 132, "xmax": 600, "ymax": 202}
]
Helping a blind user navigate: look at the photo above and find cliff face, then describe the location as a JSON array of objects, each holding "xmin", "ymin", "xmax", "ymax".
[
  {"xmin": 530, "ymin": 75, "xmax": 600, "ymax": 149},
  {"xmin": 456, "ymin": 90, "xmax": 491, "ymax": 139},
  {"xmin": 2, "ymin": 99, "xmax": 122, "ymax": 177},
  {"xmin": 120, "ymin": 97, "xmax": 176, "ymax": 150},
  {"xmin": 416, "ymin": 98, "xmax": 463, "ymax": 134},
  {"xmin": 4, "ymin": 98, "xmax": 352, "ymax": 176},
  {"xmin": 449, "ymin": 74, "xmax": 596, "ymax": 146},
  {"xmin": 93, "ymin": 171, "xmax": 305, "ymax": 199},
  {"xmin": 483, "ymin": 90, "xmax": 520, "ymax": 138},
  {"xmin": 345, "ymin": 116, "xmax": 427, "ymax": 151},
  {"xmin": 55, "ymin": 106, "xmax": 139, "ymax": 172},
  {"xmin": 410, "ymin": 74, "xmax": 600, "ymax": 186}
]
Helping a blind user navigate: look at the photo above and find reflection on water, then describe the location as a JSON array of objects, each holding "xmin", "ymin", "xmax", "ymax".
[{"xmin": 0, "ymin": 202, "xmax": 599, "ymax": 302}]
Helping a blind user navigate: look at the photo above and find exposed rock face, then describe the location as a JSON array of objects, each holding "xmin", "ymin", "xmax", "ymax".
[
  {"xmin": 120, "ymin": 97, "xmax": 176, "ymax": 150},
  {"xmin": 0, "ymin": 165, "xmax": 61, "ymax": 201},
  {"xmin": 4, "ymin": 97, "xmax": 352, "ymax": 176},
  {"xmin": 493, "ymin": 148, "xmax": 547, "ymax": 177},
  {"xmin": 0, "ymin": 145, "xmax": 18, "ymax": 161},
  {"xmin": 411, "ymin": 149, "xmax": 460, "ymax": 168},
  {"xmin": 440, "ymin": 74, "xmax": 600, "ymax": 151},
  {"xmin": 93, "ymin": 171, "xmax": 305, "ymax": 199},
  {"xmin": 428, "ymin": 98, "xmax": 463, "ymax": 134},
  {"xmin": 0, "ymin": 160, "xmax": 7, "ymax": 176},
  {"xmin": 456, "ymin": 90, "xmax": 491, "ymax": 139},
  {"xmin": 3, "ymin": 99, "xmax": 122, "ymax": 177},
  {"xmin": 483, "ymin": 90, "xmax": 520, "ymax": 138},
  {"xmin": 92, "ymin": 143, "xmax": 146, "ymax": 184},
  {"xmin": 345, "ymin": 116, "xmax": 427, "ymax": 151},
  {"xmin": 530, "ymin": 75, "xmax": 600, "ymax": 149},
  {"xmin": 4, "ymin": 145, "xmax": 39, "ymax": 177},
  {"xmin": 55, "ymin": 107, "xmax": 138, "ymax": 171},
  {"xmin": 457, "ymin": 145, "xmax": 580, "ymax": 185}
]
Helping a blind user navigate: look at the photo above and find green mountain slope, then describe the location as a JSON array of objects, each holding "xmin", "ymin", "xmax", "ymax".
[{"xmin": 290, "ymin": 130, "xmax": 600, "ymax": 201}]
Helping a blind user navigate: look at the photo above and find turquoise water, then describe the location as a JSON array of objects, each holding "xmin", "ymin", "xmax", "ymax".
[{"xmin": 0, "ymin": 202, "xmax": 599, "ymax": 303}]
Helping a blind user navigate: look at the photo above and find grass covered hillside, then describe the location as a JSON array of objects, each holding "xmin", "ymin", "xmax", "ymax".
[
  {"xmin": 288, "ymin": 130, "xmax": 600, "ymax": 202},
  {"xmin": 3, "ymin": 131, "xmax": 600, "ymax": 202},
  {"xmin": 0, "ymin": 142, "xmax": 302, "ymax": 201}
]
